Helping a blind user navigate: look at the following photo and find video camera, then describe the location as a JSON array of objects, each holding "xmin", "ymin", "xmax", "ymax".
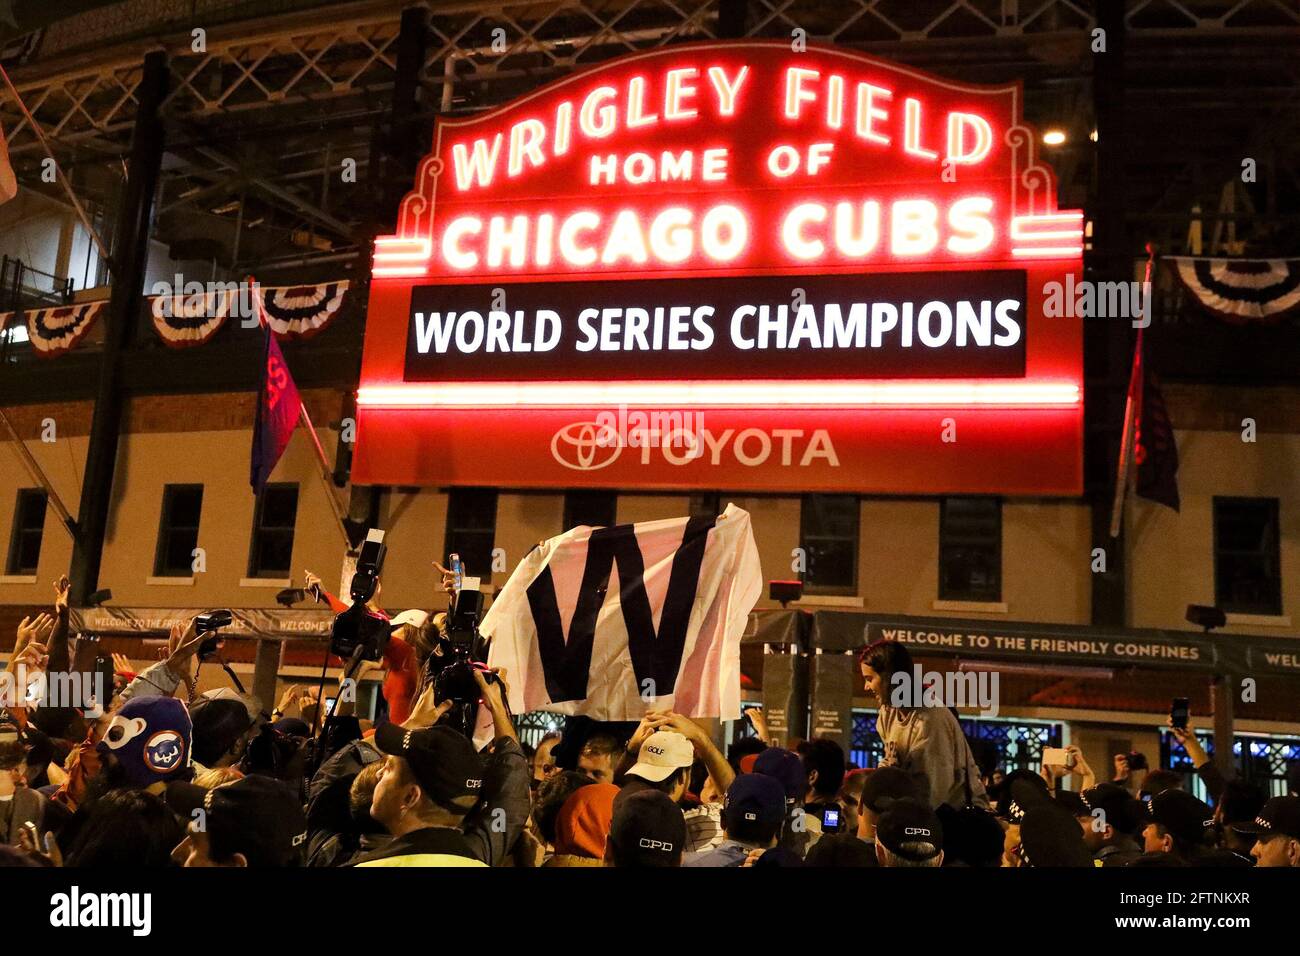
[
  {"xmin": 329, "ymin": 529, "xmax": 391, "ymax": 662},
  {"xmin": 428, "ymin": 564, "xmax": 502, "ymax": 737}
]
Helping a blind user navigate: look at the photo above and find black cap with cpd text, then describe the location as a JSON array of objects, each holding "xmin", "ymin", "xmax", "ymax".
[
  {"xmin": 875, "ymin": 797, "xmax": 944, "ymax": 862},
  {"xmin": 373, "ymin": 722, "xmax": 485, "ymax": 812}
]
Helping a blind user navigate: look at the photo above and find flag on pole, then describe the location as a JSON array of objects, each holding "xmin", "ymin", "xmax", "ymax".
[
  {"xmin": 483, "ymin": 504, "xmax": 762, "ymax": 721},
  {"xmin": 1109, "ymin": 248, "xmax": 1179, "ymax": 536},
  {"xmin": 250, "ymin": 293, "xmax": 301, "ymax": 495},
  {"xmin": 1135, "ymin": 369, "xmax": 1180, "ymax": 511},
  {"xmin": 0, "ymin": 121, "xmax": 17, "ymax": 205}
]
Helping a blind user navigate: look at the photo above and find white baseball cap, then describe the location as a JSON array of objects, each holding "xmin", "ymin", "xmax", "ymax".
[
  {"xmin": 627, "ymin": 730, "xmax": 694, "ymax": 783},
  {"xmin": 389, "ymin": 609, "xmax": 428, "ymax": 631}
]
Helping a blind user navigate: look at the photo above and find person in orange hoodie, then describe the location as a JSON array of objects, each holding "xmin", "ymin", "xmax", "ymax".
[
  {"xmin": 302, "ymin": 564, "xmax": 460, "ymax": 727},
  {"xmin": 544, "ymin": 783, "xmax": 618, "ymax": 867}
]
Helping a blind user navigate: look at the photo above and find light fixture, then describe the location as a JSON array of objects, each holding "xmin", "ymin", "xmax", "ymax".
[
  {"xmin": 1042, "ymin": 129, "xmax": 1067, "ymax": 146},
  {"xmin": 358, "ymin": 380, "xmax": 1082, "ymax": 409},
  {"xmin": 1089, "ymin": 129, "xmax": 1098, "ymax": 142}
]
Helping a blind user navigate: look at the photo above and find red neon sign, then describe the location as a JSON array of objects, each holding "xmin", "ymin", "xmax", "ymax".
[
  {"xmin": 356, "ymin": 42, "xmax": 1084, "ymax": 495},
  {"xmin": 372, "ymin": 43, "xmax": 1079, "ymax": 279}
]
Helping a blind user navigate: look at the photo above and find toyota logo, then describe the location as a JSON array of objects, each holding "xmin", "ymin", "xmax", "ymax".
[{"xmin": 551, "ymin": 421, "xmax": 623, "ymax": 471}]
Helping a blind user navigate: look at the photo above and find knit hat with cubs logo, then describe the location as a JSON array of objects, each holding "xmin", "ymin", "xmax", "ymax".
[
  {"xmin": 608, "ymin": 789, "xmax": 687, "ymax": 867},
  {"xmin": 373, "ymin": 721, "xmax": 484, "ymax": 813},
  {"xmin": 626, "ymin": 730, "xmax": 694, "ymax": 784},
  {"xmin": 96, "ymin": 696, "xmax": 192, "ymax": 789}
]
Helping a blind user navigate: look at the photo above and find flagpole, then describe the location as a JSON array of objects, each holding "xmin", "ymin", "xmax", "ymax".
[
  {"xmin": 299, "ymin": 398, "xmax": 354, "ymax": 551},
  {"xmin": 0, "ymin": 63, "xmax": 113, "ymax": 268},
  {"xmin": 0, "ymin": 406, "xmax": 77, "ymax": 539},
  {"xmin": 250, "ymin": 276, "xmax": 353, "ymax": 551},
  {"xmin": 1108, "ymin": 244, "xmax": 1156, "ymax": 538}
]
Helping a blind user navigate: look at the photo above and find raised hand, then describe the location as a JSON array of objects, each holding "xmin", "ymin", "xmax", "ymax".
[
  {"xmin": 15, "ymin": 613, "xmax": 55, "ymax": 655},
  {"xmin": 53, "ymin": 575, "xmax": 70, "ymax": 612}
]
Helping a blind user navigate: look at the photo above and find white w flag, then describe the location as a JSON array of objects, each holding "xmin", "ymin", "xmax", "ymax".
[{"xmin": 483, "ymin": 503, "xmax": 761, "ymax": 721}]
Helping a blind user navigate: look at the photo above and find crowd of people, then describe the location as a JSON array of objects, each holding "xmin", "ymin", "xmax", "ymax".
[{"xmin": 2, "ymin": 574, "xmax": 1298, "ymax": 869}]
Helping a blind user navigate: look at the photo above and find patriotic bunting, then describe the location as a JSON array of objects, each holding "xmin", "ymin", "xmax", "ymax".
[
  {"xmin": 150, "ymin": 289, "xmax": 236, "ymax": 349},
  {"xmin": 258, "ymin": 281, "xmax": 349, "ymax": 339},
  {"xmin": 27, "ymin": 301, "xmax": 105, "ymax": 357},
  {"xmin": 4, "ymin": 280, "xmax": 349, "ymax": 357},
  {"xmin": 1168, "ymin": 256, "xmax": 1300, "ymax": 324}
]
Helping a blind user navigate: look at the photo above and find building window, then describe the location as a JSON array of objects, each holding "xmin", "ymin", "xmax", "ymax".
[
  {"xmin": 6, "ymin": 489, "xmax": 48, "ymax": 575},
  {"xmin": 563, "ymin": 490, "xmax": 617, "ymax": 531},
  {"xmin": 939, "ymin": 497, "xmax": 1002, "ymax": 602},
  {"xmin": 800, "ymin": 494, "xmax": 858, "ymax": 593},
  {"xmin": 248, "ymin": 484, "xmax": 298, "ymax": 578},
  {"xmin": 689, "ymin": 492, "xmax": 722, "ymax": 519},
  {"xmin": 445, "ymin": 488, "xmax": 498, "ymax": 581},
  {"xmin": 1214, "ymin": 497, "xmax": 1282, "ymax": 615},
  {"xmin": 154, "ymin": 485, "xmax": 204, "ymax": 577}
]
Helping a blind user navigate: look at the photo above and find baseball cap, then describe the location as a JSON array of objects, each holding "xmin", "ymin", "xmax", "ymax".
[
  {"xmin": 875, "ymin": 797, "xmax": 944, "ymax": 863},
  {"xmin": 1081, "ymin": 783, "xmax": 1146, "ymax": 836},
  {"xmin": 390, "ymin": 609, "xmax": 428, "ymax": 631},
  {"xmin": 860, "ymin": 766, "xmax": 919, "ymax": 815},
  {"xmin": 993, "ymin": 771, "xmax": 1050, "ymax": 823},
  {"xmin": 1019, "ymin": 803, "xmax": 1094, "ymax": 867},
  {"xmin": 189, "ymin": 697, "xmax": 254, "ymax": 767},
  {"xmin": 608, "ymin": 789, "xmax": 687, "ymax": 867},
  {"xmin": 1053, "ymin": 789, "xmax": 1088, "ymax": 817},
  {"xmin": 166, "ymin": 776, "xmax": 307, "ymax": 867},
  {"xmin": 626, "ymin": 730, "xmax": 694, "ymax": 783},
  {"xmin": 1232, "ymin": 796, "xmax": 1300, "ymax": 842},
  {"xmin": 723, "ymin": 773, "xmax": 786, "ymax": 835},
  {"xmin": 373, "ymin": 722, "xmax": 484, "ymax": 812},
  {"xmin": 753, "ymin": 747, "xmax": 806, "ymax": 801},
  {"xmin": 1147, "ymin": 788, "xmax": 1214, "ymax": 844}
]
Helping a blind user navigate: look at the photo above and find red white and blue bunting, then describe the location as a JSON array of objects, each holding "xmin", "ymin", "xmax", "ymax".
[
  {"xmin": 258, "ymin": 281, "xmax": 349, "ymax": 339},
  {"xmin": 1168, "ymin": 256, "xmax": 1300, "ymax": 324},
  {"xmin": 27, "ymin": 301, "xmax": 105, "ymax": 358},
  {"xmin": 151, "ymin": 289, "xmax": 236, "ymax": 349}
]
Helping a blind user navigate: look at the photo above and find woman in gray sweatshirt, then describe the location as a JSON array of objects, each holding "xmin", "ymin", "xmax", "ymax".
[{"xmin": 859, "ymin": 639, "xmax": 990, "ymax": 811}]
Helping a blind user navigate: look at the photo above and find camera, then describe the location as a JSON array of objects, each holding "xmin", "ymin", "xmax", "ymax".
[
  {"xmin": 330, "ymin": 530, "xmax": 391, "ymax": 662},
  {"xmin": 428, "ymin": 575, "xmax": 502, "ymax": 737},
  {"xmin": 194, "ymin": 609, "xmax": 232, "ymax": 662}
]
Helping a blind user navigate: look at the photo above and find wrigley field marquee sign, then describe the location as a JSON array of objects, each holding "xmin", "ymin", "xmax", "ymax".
[{"xmin": 355, "ymin": 41, "xmax": 1084, "ymax": 495}]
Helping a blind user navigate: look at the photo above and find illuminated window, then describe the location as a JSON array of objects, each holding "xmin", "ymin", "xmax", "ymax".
[
  {"xmin": 800, "ymin": 494, "xmax": 859, "ymax": 594},
  {"xmin": 154, "ymin": 485, "xmax": 203, "ymax": 577},
  {"xmin": 445, "ymin": 488, "xmax": 498, "ymax": 582},
  {"xmin": 6, "ymin": 489, "xmax": 48, "ymax": 575},
  {"xmin": 1213, "ymin": 497, "xmax": 1281, "ymax": 615},
  {"xmin": 939, "ymin": 497, "xmax": 1002, "ymax": 602},
  {"xmin": 563, "ymin": 490, "xmax": 617, "ymax": 531},
  {"xmin": 248, "ymin": 484, "xmax": 298, "ymax": 578}
]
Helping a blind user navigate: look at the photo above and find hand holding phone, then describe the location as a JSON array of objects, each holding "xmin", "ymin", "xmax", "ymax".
[{"xmin": 1170, "ymin": 697, "xmax": 1190, "ymax": 731}]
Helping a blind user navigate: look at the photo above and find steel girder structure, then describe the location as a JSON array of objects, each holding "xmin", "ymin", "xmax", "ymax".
[
  {"xmin": 5, "ymin": 0, "xmax": 1299, "ymax": 156},
  {"xmin": 0, "ymin": 0, "xmax": 1295, "ymax": 260}
]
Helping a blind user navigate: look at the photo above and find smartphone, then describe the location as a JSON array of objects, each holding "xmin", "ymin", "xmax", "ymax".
[
  {"xmin": 1042, "ymin": 747, "xmax": 1074, "ymax": 768},
  {"xmin": 1171, "ymin": 697, "xmax": 1190, "ymax": 730},
  {"xmin": 449, "ymin": 553, "xmax": 463, "ymax": 593},
  {"xmin": 821, "ymin": 806, "xmax": 841, "ymax": 831}
]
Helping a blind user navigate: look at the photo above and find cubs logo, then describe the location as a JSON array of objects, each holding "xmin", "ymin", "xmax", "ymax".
[{"xmin": 144, "ymin": 730, "xmax": 186, "ymax": 773}]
